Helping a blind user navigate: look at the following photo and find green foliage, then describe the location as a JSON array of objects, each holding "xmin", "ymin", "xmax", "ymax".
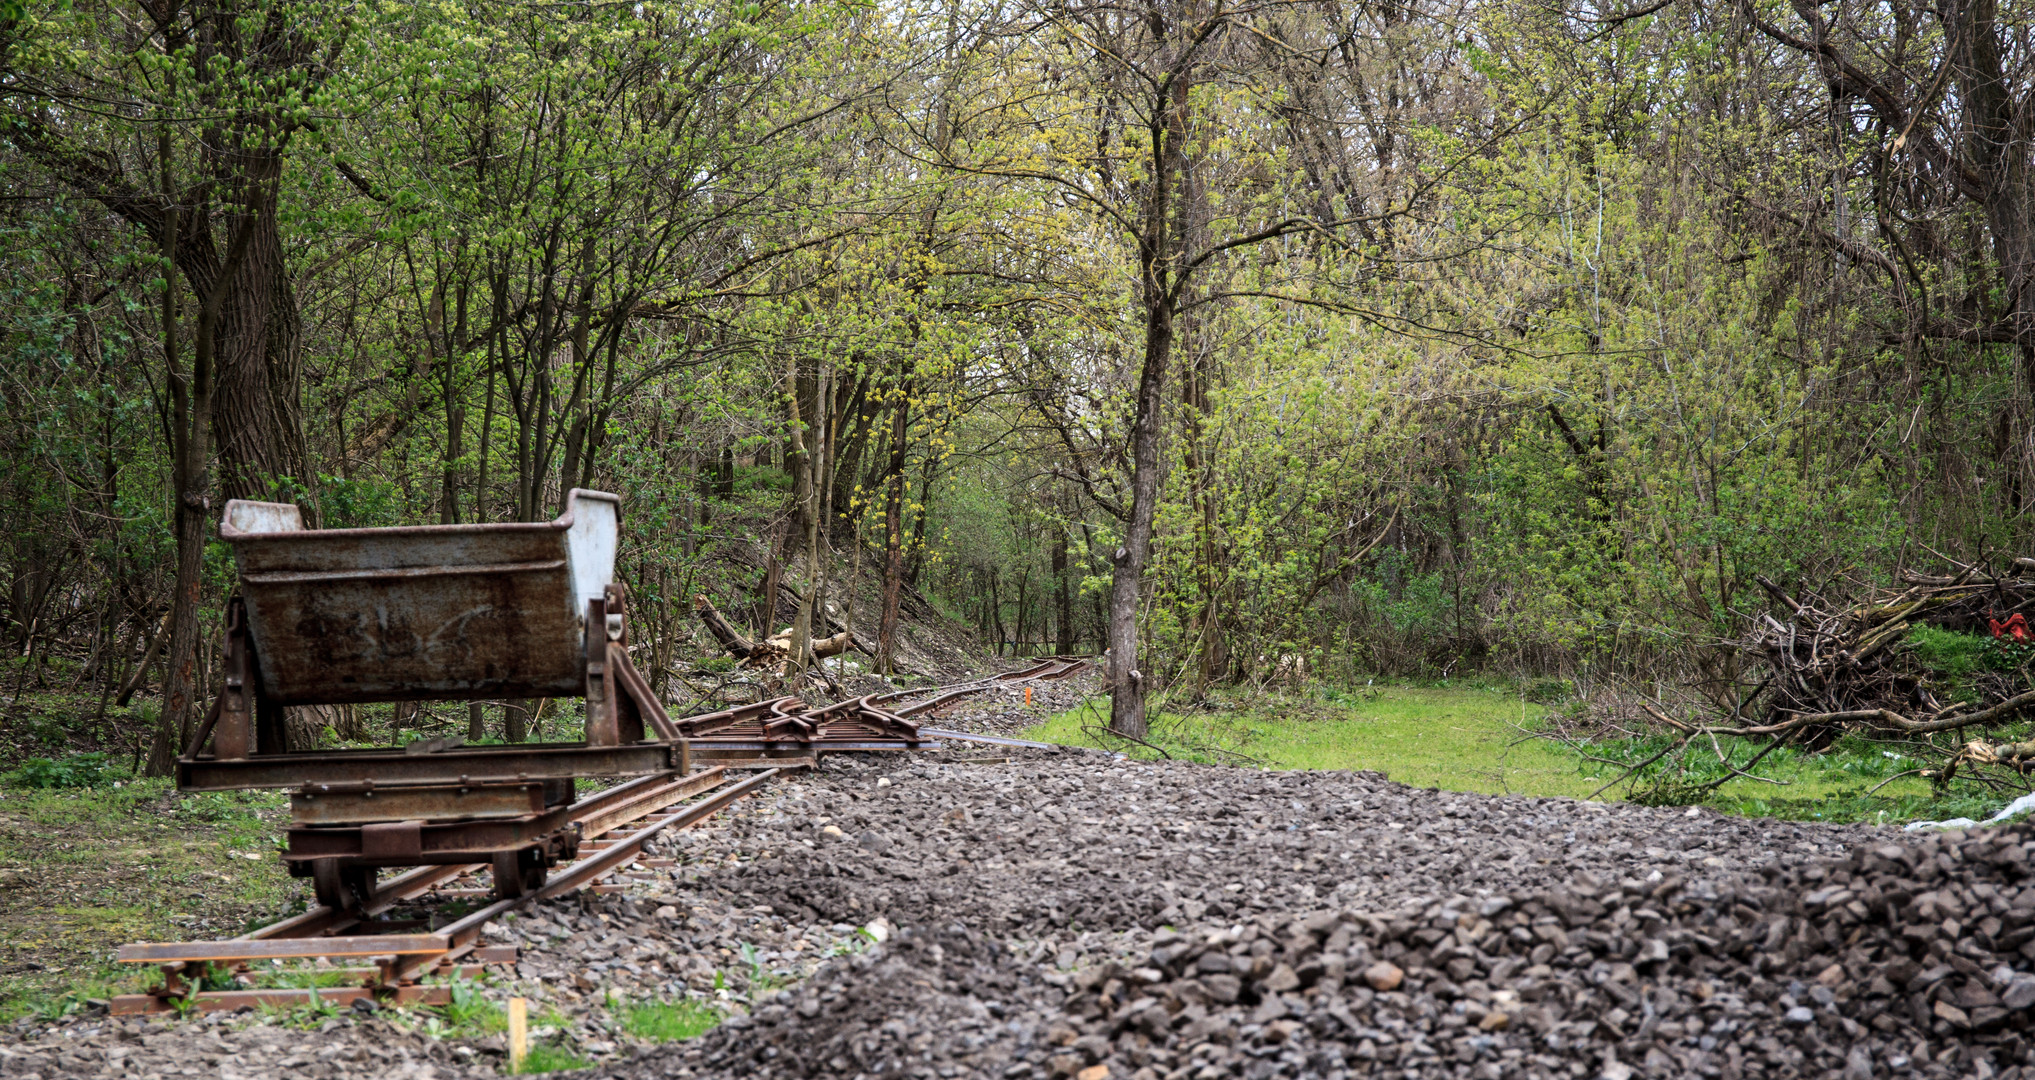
[
  {"xmin": 1031, "ymin": 690, "xmax": 2027, "ymax": 825},
  {"xmin": 424, "ymin": 976, "xmax": 504, "ymax": 1037},
  {"xmin": 1521, "ymin": 678, "xmax": 1575, "ymax": 705},
  {"xmin": 515, "ymin": 1044, "xmax": 592, "ymax": 1074},
  {"xmin": 11, "ymin": 752, "xmax": 113, "ymax": 789},
  {"xmin": 1909, "ymin": 625, "xmax": 2033, "ymax": 678},
  {"xmin": 317, "ymin": 475, "xmax": 404, "ymax": 529},
  {"xmin": 621, "ymin": 999, "xmax": 721, "ymax": 1042}
]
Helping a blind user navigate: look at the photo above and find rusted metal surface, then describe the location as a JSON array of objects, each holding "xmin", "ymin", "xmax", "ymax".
[
  {"xmin": 570, "ymin": 766, "xmax": 727, "ymax": 839},
  {"xmin": 217, "ymin": 489, "xmax": 619, "ymax": 705},
  {"xmin": 179, "ymin": 740, "xmax": 686, "ymax": 791},
  {"xmin": 282, "ymin": 805, "xmax": 578, "ymax": 863},
  {"xmin": 289, "ymin": 780, "xmax": 550, "ymax": 825},
  {"xmin": 121, "ymin": 652, "xmax": 1082, "ymax": 1014},
  {"xmin": 536, "ymin": 769, "xmax": 779, "ymax": 900},
  {"xmin": 673, "ymin": 659, "xmax": 1084, "ymax": 755},
  {"xmin": 111, "ymin": 983, "xmax": 455, "ymax": 1017},
  {"xmin": 119, "ymin": 934, "xmax": 454, "ymax": 964},
  {"xmin": 120, "ymin": 766, "xmax": 744, "ymax": 965}
]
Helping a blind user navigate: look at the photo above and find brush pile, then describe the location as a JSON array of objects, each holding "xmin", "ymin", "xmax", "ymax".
[{"xmin": 1631, "ymin": 561, "xmax": 2035, "ymax": 801}]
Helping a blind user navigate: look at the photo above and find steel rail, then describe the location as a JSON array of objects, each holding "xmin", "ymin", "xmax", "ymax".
[
  {"xmin": 119, "ymin": 768, "xmax": 738, "ymax": 962},
  {"xmin": 110, "ymin": 763, "xmax": 773, "ymax": 1015}
]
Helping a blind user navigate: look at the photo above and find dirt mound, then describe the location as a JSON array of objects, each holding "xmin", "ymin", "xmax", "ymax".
[
  {"xmin": 1026, "ymin": 823, "xmax": 2034, "ymax": 1080},
  {"xmin": 688, "ymin": 753, "xmax": 1866, "ymax": 939}
]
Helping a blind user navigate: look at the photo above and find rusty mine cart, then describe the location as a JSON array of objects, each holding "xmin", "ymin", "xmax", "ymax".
[{"xmin": 179, "ymin": 488, "xmax": 692, "ymax": 913}]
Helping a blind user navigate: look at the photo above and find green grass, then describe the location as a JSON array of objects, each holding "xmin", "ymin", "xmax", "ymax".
[
  {"xmin": 0, "ymin": 773, "xmax": 300, "ymax": 1018},
  {"xmin": 1024, "ymin": 685, "xmax": 2032, "ymax": 825},
  {"xmin": 621, "ymin": 998, "xmax": 721, "ymax": 1042},
  {"xmin": 424, "ymin": 977, "xmax": 506, "ymax": 1037},
  {"xmin": 516, "ymin": 1043, "xmax": 592, "ymax": 1073},
  {"xmin": 1026, "ymin": 686, "xmax": 1580, "ymax": 794}
]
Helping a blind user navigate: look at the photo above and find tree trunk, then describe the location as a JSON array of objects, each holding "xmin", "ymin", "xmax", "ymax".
[
  {"xmin": 210, "ymin": 193, "xmax": 311, "ymax": 506},
  {"xmin": 1108, "ymin": 292, "xmax": 1172, "ymax": 739},
  {"xmin": 1108, "ymin": 48, "xmax": 1194, "ymax": 739},
  {"xmin": 1052, "ymin": 522, "xmax": 1074, "ymax": 654},
  {"xmin": 787, "ymin": 363, "xmax": 828, "ymax": 681},
  {"xmin": 695, "ymin": 594, "xmax": 758, "ymax": 657},
  {"xmin": 146, "ymin": 193, "xmax": 214, "ymax": 776},
  {"xmin": 876, "ymin": 390, "xmax": 911, "ymax": 675},
  {"xmin": 1945, "ymin": 0, "xmax": 2035, "ymax": 394},
  {"xmin": 144, "ymin": 484, "xmax": 208, "ymax": 775}
]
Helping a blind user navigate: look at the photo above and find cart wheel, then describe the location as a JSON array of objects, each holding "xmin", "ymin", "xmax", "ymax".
[
  {"xmin": 311, "ymin": 860, "xmax": 344, "ymax": 910},
  {"xmin": 311, "ymin": 862, "xmax": 377, "ymax": 914},
  {"xmin": 492, "ymin": 850, "xmax": 547, "ymax": 899}
]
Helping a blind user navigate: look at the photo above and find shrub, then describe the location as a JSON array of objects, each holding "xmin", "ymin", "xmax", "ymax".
[
  {"xmin": 12, "ymin": 752, "xmax": 112, "ymax": 789},
  {"xmin": 1522, "ymin": 677, "xmax": 1575, "ymax": 705}
]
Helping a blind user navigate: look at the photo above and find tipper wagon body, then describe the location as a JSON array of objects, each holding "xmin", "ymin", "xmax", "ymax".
[{"xmin": 179, "ymin": 488, "xmax": 687, "ymax": 908}]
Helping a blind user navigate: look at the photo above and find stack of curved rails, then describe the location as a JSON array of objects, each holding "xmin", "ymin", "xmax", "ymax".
[
  {"xmin": 112, "ymin": 765, "xmax": 780, "ymax": 1015},
  {"xmin": 677, "ymin": 656, "xmax": 1091, "ymax": 762}
]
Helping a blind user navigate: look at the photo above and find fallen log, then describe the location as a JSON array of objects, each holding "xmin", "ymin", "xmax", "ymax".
[
  {"xmin": 693, "ymin": 594, "xmax": 758, "ymax": 658},
  {"xmin": 762, "ymin": 628, "xmax": 858, "ymax": 660},
  {"xmin": 695, "ymin": 594, "xmax": 859, "ymax": 671}
]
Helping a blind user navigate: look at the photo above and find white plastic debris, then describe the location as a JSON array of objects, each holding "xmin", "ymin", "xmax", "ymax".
[
  {"xmin": 1904, "ymin": 817, "xmax": 1980, "ymax": 832},
  {"xmin": 1902, "ymin": 792, "xmax": 2035, "ymax": 831},
  {"xmin": 1984, "ymin": 792, "xmax": 2035, "ymax": 824}
]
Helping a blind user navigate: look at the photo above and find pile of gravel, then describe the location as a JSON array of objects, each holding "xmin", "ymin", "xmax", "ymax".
[
  {"xmin": 13, "ymin": 744, "xmax": 2032, "ymax": 1080},
  {"xmin": 588, "ymin": 754, "xmax": 2035, "ymax": 1080},
  {"xmin": 0, "ymin": 1012, "xmax": 482, "ymax": 1080}
]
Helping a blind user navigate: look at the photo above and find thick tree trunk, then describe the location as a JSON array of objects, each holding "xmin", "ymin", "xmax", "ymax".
[
  {"xmin": 210, "ymin": 196, "xmax": 310, "ymax": 506},
  {"xmin": 1108, "ymin": 47, "xmax": 1194, "ymax": 739},
  {"xmin": 1945, "ymin": 0, "xmax": 2035, "ymax": 389}
]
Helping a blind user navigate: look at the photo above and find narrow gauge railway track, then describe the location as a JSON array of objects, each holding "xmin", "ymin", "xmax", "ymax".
[
  {"xmin": 679, "ymin": 655, "xmax": 1089, "ymax": 762},
  {"xmin": 112, "ymin": 764, "xmax": 780, "ymax": 1015},
  {"xmin": 110, "ymin": 658, "xmax": 1088, "ymax": 1015}
]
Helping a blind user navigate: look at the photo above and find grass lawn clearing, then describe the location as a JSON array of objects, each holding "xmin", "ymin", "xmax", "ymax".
[
  {"xmin": 1022, "ymin": 683, "xmax": 2028, "ymax": 826},
  {"xmin": 0, "ymin": 774, "xmax": 305, "ymax": 1019}
]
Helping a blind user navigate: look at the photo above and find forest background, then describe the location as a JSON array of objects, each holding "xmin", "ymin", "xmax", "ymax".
[{"xmin": 2, "ymin": 0, "xmax": 2033, "ymax": 766}]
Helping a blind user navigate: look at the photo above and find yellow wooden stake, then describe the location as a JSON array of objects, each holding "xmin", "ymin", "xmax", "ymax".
[{"xmin": 507, "ymin": 996, "xmax": 528, "ymax": 1072}]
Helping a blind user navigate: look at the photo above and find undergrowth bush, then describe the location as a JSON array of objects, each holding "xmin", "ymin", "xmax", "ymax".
[{"xmin": 11, "ymin": 752, "xmax": 112, "ymax": 789}]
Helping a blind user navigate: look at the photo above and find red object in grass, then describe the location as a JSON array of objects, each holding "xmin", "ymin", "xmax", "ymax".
[{"xmin": 1988, "ymin": 612, "xmax": 2030, "ymax": 642}]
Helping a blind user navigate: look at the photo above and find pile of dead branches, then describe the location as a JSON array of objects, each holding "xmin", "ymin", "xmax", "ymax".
[
  {"xmin": 1704, "ymin": 569, "xmax": 2035, "ymax": 744},
  {"xmin": 1588, "ymin": 562, "xmax": 2035, "ymax": 805}
]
